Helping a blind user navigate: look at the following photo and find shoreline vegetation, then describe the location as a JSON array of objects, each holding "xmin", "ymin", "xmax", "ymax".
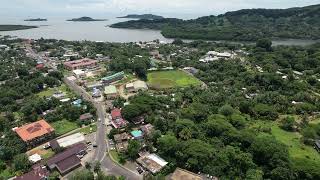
[
  {"xmin": 24, "ymin": 18, "xmax": 47, "ymax": 21},
  {"xmin": 117, "ymin": 14, "xmax": 164, "ymax": 20},
  {"xmin": 0, "ymin": 25, "xmax": 38, "ymax": 31},
  {"xmin": 67, "ymin": 16, "xmax": 107, "ymax": 22},
  {"xmin": 110, "ymin": 4, "xmax": 320, "ymax": 41}
]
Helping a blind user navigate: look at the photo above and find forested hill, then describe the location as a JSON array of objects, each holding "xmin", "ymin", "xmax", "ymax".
[{"xmin": 110, "ymin": 4, "xmax": 320, "ymax": 41}]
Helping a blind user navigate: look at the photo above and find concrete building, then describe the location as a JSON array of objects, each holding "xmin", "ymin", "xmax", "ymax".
[
  {"xmin": 63, "ymin": 58, "xmax": 98, "ymax": 70},
  {"xmin": 137, "ymin": 153, "xmax": 168, "ymax": 174},
  {"xmin": 170, "ymin": 168, "xmax": 204, "ymax": 180},
  {"xmin": 126, "ymin": 80, "xmax": 148, "ymax": 93},
  {"xmin": 73, "ymin": 69, "xmax": 85, "ymax": 79},
  {"xmin": 104, "ymin": 85, "xmax": 118, "ymax": 99},
  {"xmin": 51, "ymin": 133, "xmax": 86, "ymax": 149},
  {"xmin": 15, "ymin": 120, "xmax": 55, "ymax": 147}
]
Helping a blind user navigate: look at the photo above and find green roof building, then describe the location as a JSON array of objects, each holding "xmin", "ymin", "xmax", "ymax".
[{"xmin": 101, "ymin": 71, "xmax": 125, "ymax": 84}]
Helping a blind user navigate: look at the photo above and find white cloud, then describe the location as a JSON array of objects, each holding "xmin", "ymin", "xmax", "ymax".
[{"xmin": 1, "ymin": 0, "xmax": 319, "ymax": 17}]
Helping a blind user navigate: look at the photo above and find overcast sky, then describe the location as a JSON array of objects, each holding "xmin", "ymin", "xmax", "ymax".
[{"xmin": 1, "ymin": 0, "xmax": 320, "ymax": 18}]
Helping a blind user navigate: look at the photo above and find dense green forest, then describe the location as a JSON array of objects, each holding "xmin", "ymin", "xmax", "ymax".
[{"xmin": 111, "ymin": 4, "xmax": 320, "ymax": 41}]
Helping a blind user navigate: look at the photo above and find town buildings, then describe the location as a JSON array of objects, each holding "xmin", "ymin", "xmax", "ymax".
[
  {"xmin": 137, "ymin": 153, "xmax": 168, "ymax": 174},
  {"xmin": 110, "ymin": 108, "xmax": 127, "ymax": 129},
  {"xmin": 63, "ymin": 58, "xmax": 98, "ymax": 70},
  {"xmin": 15, "ymin": 119, "xmax": 55, "ymax": 147}
]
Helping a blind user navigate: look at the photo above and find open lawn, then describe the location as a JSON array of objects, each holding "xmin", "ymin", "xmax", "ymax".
[
  {"xmin": 74, "ymin": 124, "xmax": 97, "ymax": 134},
  {"xmin": 51, "ymin": 120, "xmax": 79, "ymax": 136},
  {"xmin": 147, "ymin": 70, "xmax": 201, "ymax": 89},
  {"xmin": 109, "ymin": 150, "xmax": 120, "ymax": 163},
  {"xmin": 270, "ymin": 124, "xmax": 320, "ymax": 173},
  {"xmin": 253, "ymin": 120, "xmax": 320, "ymax": 173},
  {"xmin": 37, "ymin": 84, "xmax": 73, "ymax": 98}
]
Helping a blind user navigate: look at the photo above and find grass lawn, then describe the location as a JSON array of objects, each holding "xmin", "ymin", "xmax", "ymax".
[
  {"xmin": 51, "ymin": 120, "xmax": 79, "ymax": 136},
  {"xmin": 147, "ymin": 70, "xmax": 201, "ymax": 89},
  {"xmin": 0, "ymin": 168, "xmax": 14, "ymax": 179},
  {"xmin": 109, "ymin": 150, "xmax": 120, "ymax": 163},
  {"xmin": 74, "ymin": 124, "xmax": 97, "ymax": 134},
  {"xmin": 270, "ymin": 124, "xmax": 320, "ymax": 172},
  {"xmin": 37, "ymin": 84, "xmax": 73, "ymax": 98}
]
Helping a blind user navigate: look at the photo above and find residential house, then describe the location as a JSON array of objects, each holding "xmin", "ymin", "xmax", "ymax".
[
  {"xmin": 114, "ymin": 132, "xmax": 131, "ymax": 153},
  {"xmin": 47, "ymin": 143, "xmax": 87, "ymax": 175},
  {"xmin": 140, "ymin": 124, "xmax": 154, "ymax": 136},
  {"xmin": 79, "ymin": 113, "xmax": 94, "ymax": 124},
  {"xmin": 14, "ymin": 165, "xmax": 49, "ymax": 180},
  {"xmin": 110, "ymin": 108, "xmax": 127, "ymax": 129},
  {"xmin": 137, "ymin": 153, "xmax": 168, "ymax": 174},
  {"xmin": 73, "ymin": 69, "xmax": 86, "ymax": 79},
  {"xmin": 183, "ymin": 67, "xmax": 199, "ymax": 75},
  {"xmin": 15, "ymin": 119, "xmax": 55, "ymax": 147},
  {"xmin": 104, "ymin": 85, "xmax": 118, "ymax": 99}
]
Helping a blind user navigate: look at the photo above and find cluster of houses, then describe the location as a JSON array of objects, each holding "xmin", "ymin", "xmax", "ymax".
[
  {"xmin": 199, "ymin": 51, "xmax": 234, "ymax": 63},
  {"xmin": 11, "ymin": 119, "xmax": 92, "ymax": 179}
]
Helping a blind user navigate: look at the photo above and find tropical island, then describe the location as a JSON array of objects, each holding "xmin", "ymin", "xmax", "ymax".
[
  {"xmin": 0, "ymin": 25, "xmax": 38, "ymax": 31},
  {"xmin": 117, "ymin": 14, "xmax": 164, "ymax": 19},
  {"xmin": 110, "ymin": 4, "xmax": 320, "ymax": 41},
  {"xmin": 24, "ymin": 18, "xmax": 47, "ymax": 21},
  {"xmin": 67, "ymin": 16, "xmax": 107, "ymax": 22}
]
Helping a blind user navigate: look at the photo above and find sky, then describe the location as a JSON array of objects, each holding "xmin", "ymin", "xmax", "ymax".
[{"xmin": 1, "ymin": 0, "xmax": 320, "ymax": 18}]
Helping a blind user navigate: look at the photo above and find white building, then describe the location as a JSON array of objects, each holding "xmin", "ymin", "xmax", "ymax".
[
  {"xmin": 126, "ymin": 80, "xmax": 148, "ymax": 93},
  {"xmin": 56, "ymin": 133, "xmax": 85, "ymax": 148},
  {"xmin": 73, "ymin": 69, "xmax": 85, "ymax": 79}
]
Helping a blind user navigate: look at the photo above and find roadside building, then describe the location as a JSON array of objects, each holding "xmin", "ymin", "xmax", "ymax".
[
  {"xmin": 170, "ymin": 168, "xmax": 203, "ymax": 180},
  {"xmin": 126, "ymin": 80, "xmax": 148, "ymax": 93},
  {"xmin": 104, "ymin": 85, "xmax": 118, "ymax": 99},
  {"xmin": 63, "ymin": 58, "xmax": 98, "ymax": 71},
  {"xmin": 36, "ymin": 63, "xmax": 45, "ymax": 70},
  {"xmin": 15, "ymin": 119, "xmax": 55, "ymax": 147},
  {"xmin": 72, "ymin": 69, "xmax": 85, "ymax": 79},
  {"xmin": 72, "ymin": 99, "xmax": 82, "ymax": 107},
  {"xmin": 85, "ymin": 81, "xmax": 103, "ymax": 90},
  {"xmin": 50, "ymin": 133, "xmax": 86, "ymax": 150},
  {"xmin": 47, "ymin": 143, "xmax": 87, "ymax": 175},
  {"xmin": 14, "ymin": 166, "xmax": 49, "ymax": 180},
  {"xmin": 101, "ymin": 71, "xmax": 125, "ymax": 84},
  {"xmin": 79, "ymin": 113, "xmax": 94, "ymax": 124},
  {"xmin": 137, "ymin": 153, "xmax": 168, "ymax": 174},
  {"xmin": 114, "ymin": 132, "xmax": 131, "ymax": 153},
  {"xmin": 110, "ymin": 108, "xmax": 127, "ymax": 129}
]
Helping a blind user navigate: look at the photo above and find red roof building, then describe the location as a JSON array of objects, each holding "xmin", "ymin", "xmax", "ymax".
[
  {"xmin": 36, "ymin": 64, "xmax": 45, "ymax": 70},
  {"xmin": 15, "ymin": 120, "xmax": 55, "ymax": 147},
  {"xmin": 111, "ymin": 108, "xmax": 122, "ymax": 120},
  {"xmin": 63, "ymin": 58, "xmax": 98, "ymax": 70}
]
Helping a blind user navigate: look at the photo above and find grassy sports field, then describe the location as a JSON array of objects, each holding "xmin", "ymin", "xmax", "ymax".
[{"xmin": 147, "ymin": 70, "xmax": 201, "ymax": 89}]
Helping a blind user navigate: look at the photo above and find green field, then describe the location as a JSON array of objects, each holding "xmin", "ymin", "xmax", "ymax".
[
  {"xmin": 270, "ymin": 124, "xmax": 320, "ymax": 172},
  {"xmin": 75, "ymin": 124, "xmax": 97, "ymax": 134},
  {"xmin": 109, "ymin": 150, "xmax": 120, "ymax": 163},
  {"xmin": 37, "ymin": 84, "xmax": 73, "ymax": 98},
  {"xmin": 253, "ymin": 120, "xmax": 320, "ymax": 173},
  {"xmin": 147, "ymin": 70, "xmax": 201, "ymax": 89},
  {"xmin": 51, "ymin": 120, "xmax": 79, "ymax": 136}
]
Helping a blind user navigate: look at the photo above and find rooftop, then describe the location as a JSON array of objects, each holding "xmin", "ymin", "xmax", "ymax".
[
  {"xmin": 63, "ymin": 58, "xmax": 97, "ymax": 68},
  {"xmin": 14, "ymin": 166, "xmax": 49, "ymax": 180},
  {"xmin": 79, "ymin": 113, "xmax": 93, "ymax": 121},
  {"xmin": 104, "ymin": 85, "xmax": 117, "ymax": 95},
  {"xmin": 101, "ymin": 71, "xmax": 124, "ymax": 81},
  {"xmin": 137, "ymin": 153, "xmax": 168, "ymax": 174},
  {"xmin": 111, "ymin": 108, "xmax": 122, "ymax": 119},
  {"xmin": 15, "ymin": 119, "xmax": 54, "ymax": 142},
  {"xmin": 170, "ymin": 168, "xmax": 203, "ymax": 180},
  {"xmin": 56, "ymin": 133, "xmax": 85, "ymax": 148}
]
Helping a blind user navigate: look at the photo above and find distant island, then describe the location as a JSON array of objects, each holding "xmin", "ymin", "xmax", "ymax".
[
  {"xmin": 67, "ymin": 16, "xmax": 107, "ymax": 22},
  {"xmin": 0, "ymin": 25, "xmax": 38, "ymax": 31},
  {"xmin": 111, "ymin": 4, "xmax": 320, "ymax": 41},
  {"xmin": 117, "ymin": 14, "xmax": 164, "ymax": 20},
  {"xmin": 24, "ymin": 18, "xmax": 47, "ymax": 21}
]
